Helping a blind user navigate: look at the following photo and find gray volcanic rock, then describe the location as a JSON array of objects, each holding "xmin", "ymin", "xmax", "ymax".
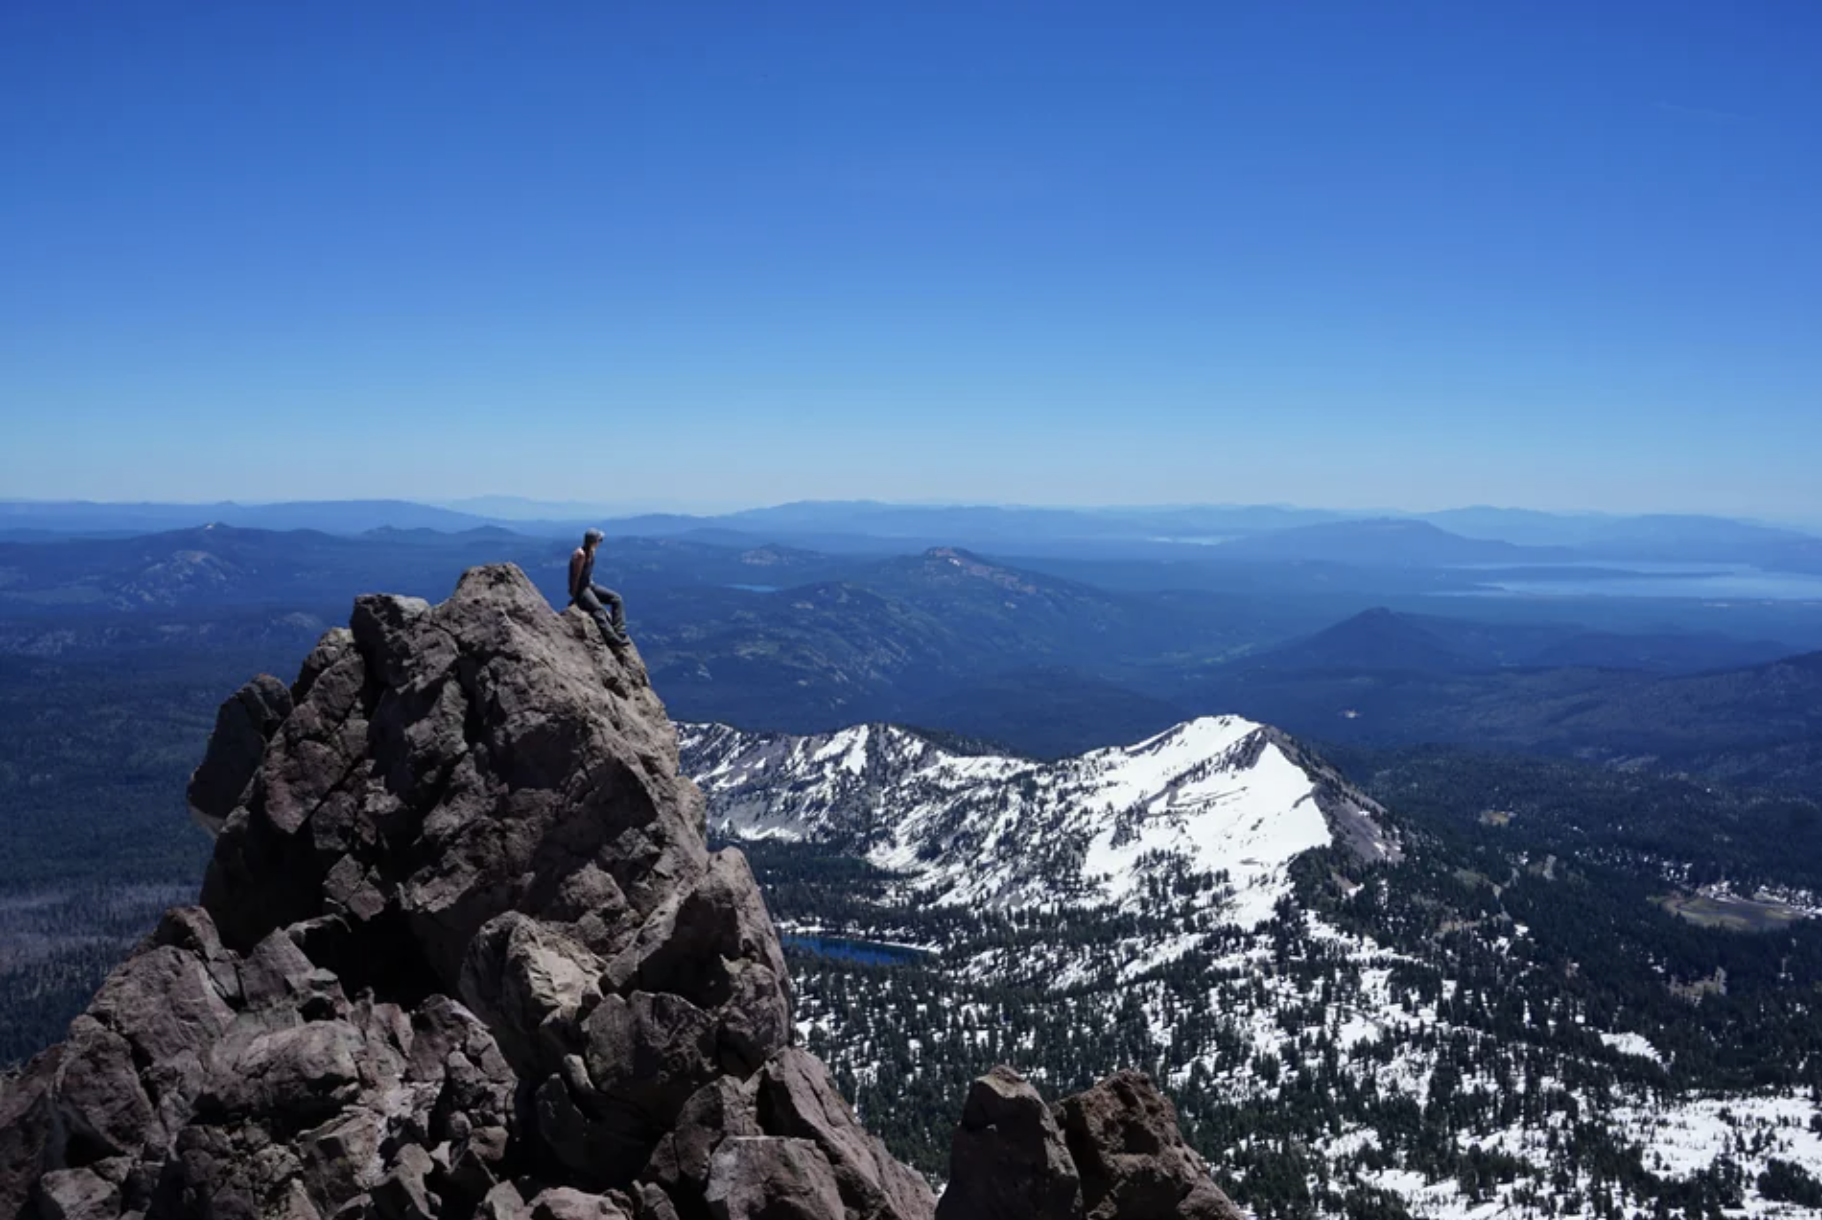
[
  {"xmin": 1055, "ymin": 1072, "xmax": 1243, "ymax": 1220},
  {"xmin": 747, "ymin": 1052, "xmax": 935, "ymax": 1220},
  {"xmin": 0, "ymin": 1057, "xmax": 59, "ymax": 1219},
  {"xmin": 187, "ymin": 672, "xmax": 293, "ymax": 836},
  {"xmin": 699, "ymin": 1136, "xmax": 841, "ymax": 1220},
  {"xmin": 525, "ymin": 1187, "xmax": 631, "ymax": 1220},
  {"xmin": 934, "ymin": 1067, "xmax": 1080, "ymax": 1220},
  {"xmin": 937, "ymin": 1068, "xmax": 1242, "ymax": 1220},
  {"xmin": 643, "ymin": 1079, "xmax": 761, "ymax": 1213},
  {"xmin": 704, "ymin": 1138, "xmax": 845, "ymax": 1220},
  {"xmin": 0, "ymin": 564, "xmax": 929, "ymax": 1220}
]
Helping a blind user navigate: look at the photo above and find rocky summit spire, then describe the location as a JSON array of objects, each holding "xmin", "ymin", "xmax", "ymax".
[
  {"xmin": 0, "ymin": 564, "xmax": 934, "ymax": 1220},
  {"xmin": 0, "ymin": 563, "xmax": 1245, "ymax": 1220}
]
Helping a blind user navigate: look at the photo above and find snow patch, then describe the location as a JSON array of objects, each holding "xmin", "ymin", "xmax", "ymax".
[{"xmin": 1600, "ymin": 1031, "xmax": 1665, "ymax": 1064}]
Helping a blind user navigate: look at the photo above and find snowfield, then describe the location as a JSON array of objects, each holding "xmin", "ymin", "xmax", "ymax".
[
  {"xmin": 683, "ymin": 717, "xmax": 1822, "ymax": 1220},
  {"xmin": 684, "ymin": 715, "xmax": 1394, "ymax": 928}
]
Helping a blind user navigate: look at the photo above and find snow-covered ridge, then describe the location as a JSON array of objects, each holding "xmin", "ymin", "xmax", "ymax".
[{"xmin": 681, "ymin": 715, "xmax": 1399, "ymax": 929}]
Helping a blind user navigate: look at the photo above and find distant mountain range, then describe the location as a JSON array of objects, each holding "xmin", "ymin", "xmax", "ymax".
[
  {"xmin": 3, "ymin": 516, "xmax": 1819, "ymax": 814},
  {"xmin": 5, "ymin": 526, "xmax": 1819, "ymax": 778},
  {"xmin": 6, "ymin": 499, "xmax": 1819, "ymax": 571},
  {"xmin": 0, "ymin": 498, "xmax": 497, "ymax": 537},
  {"xmin": 1183, "ymin": 613, "xmax": 1822, "ymax": 791},
  {"xmin": 1244, "ymin": 606, "xmax": 1795, "ymax": 676},
  {"xmin": 0, "ymin": 524, "xmax": 564, "ymax": 612},
  {"xmin": 1207, "ymin": 518, "xmax": 1561, "ymax": 566}
]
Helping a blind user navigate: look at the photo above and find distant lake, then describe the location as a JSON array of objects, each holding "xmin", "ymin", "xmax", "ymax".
[
  {"xmin": 1144, "ymin": 535, "xmax": 1240, "ymax": 546},
  {"xmin": 1445, "ymin": 562, "xmax": 1822, "ymax": 601},
  {"xmin": 725, "ymin": 583, "xmax": 780, "ymax": 593},
  {"xmin": 781, "ymin": 934, "xmax": 930, "ymax": 967}
]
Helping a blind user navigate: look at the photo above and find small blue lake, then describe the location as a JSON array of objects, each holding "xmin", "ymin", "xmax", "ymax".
[
  {"xmin": 781, "ymin": 934, "xmax": 931, "ymax": 967},
  {"xmin": 725, "ymin": 583, "xmax": 781, "ymax": 593}
]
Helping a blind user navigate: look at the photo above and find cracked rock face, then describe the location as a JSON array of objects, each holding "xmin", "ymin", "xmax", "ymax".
[{"xmin": 0, "ymin": 564, "xmax": 934, "ymax": 1220}]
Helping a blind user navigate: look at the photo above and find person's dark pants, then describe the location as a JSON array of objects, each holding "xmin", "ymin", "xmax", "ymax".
[{"xmin": 575, "ymin": 584, "xmax": 626, "ymax": 641}]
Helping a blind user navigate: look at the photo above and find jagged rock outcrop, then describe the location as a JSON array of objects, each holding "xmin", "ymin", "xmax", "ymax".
[
  {"xmin": 1058, "ymin": 1073, "xmax": 1242, "ymax": 1220},
  {"xmin": 0, "ymin": 565, "xmax": 933, "ymax": 1220},
  {"xmin": 934, "ymin": 1068, "xmax": 1080, "ymax": 1220},
  {"xmin": 936, "ymin": 1068, "xmax": 1243, "ymax": 1220}
]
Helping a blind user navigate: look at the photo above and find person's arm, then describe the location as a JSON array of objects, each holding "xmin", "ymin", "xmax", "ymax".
[{"xmin": 567, "ymin": 550, "xmax": 584, "ymax": 602}]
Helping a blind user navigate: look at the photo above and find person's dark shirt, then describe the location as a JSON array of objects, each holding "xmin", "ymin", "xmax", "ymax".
[{"xmin": 569, "ymin": 547, "xmax": 594, "ymax": 602}]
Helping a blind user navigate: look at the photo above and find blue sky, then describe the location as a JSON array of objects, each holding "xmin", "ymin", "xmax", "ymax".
[{"xmin": 2, "ymin": 2, "xmax": 1818, "ymax": 517}]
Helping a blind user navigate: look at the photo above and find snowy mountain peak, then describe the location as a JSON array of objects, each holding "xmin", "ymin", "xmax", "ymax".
[{"xmin": 680, "ymin": 715, "xmax": 1399, "ymax": 928}]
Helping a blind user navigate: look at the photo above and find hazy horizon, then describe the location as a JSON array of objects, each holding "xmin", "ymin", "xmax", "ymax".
[{"xmin": 4, "ymin": 492, "xmax": 1820, "ymax": 534}]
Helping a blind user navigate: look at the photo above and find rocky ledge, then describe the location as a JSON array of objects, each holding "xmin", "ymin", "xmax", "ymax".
[{"xmin": 0, "ymin": 565, "xmax": 1240, "ymax": 1220}]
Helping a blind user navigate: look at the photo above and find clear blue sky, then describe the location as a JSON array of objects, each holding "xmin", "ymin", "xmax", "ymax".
[{"xmin": 3, "ymin": 2, "xmax": 1818, "ymax": 516}]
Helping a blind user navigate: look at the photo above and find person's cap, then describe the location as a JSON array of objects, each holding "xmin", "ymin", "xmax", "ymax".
[{"xmin": 584, "ymin": 528, "xmax": 605, "ymax": 545}]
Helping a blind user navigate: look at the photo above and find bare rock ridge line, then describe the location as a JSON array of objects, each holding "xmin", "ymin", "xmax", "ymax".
[{"xmin": 0, "ymin": 563, "xmax": 1239, "ymax": 1220}]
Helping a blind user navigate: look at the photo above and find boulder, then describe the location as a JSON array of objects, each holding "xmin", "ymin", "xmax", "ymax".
[
  {"xmin": 478, "ymin": 1182, "xmax": 532, "ymax": 1220},
  {"xmin": 642, "ymin": 1077, "xmax": 761, "ymax": 1206},
  {"xmin": 1053, "ymin": 1072, "xmax": 1243, "ymax": 1220},
  {"xmin": 583, "ymin": 992, "xmax": 720, "ymax": 1133},
  {"xmin": 37, "ymin": 1165, "xmax": 120, "ymax": 1220},
  {"xmin": 704, "ymin": 1137, "xmax": 846, "ymax": 1220},
  {"xmin": 528, "ymin": 1187, "xmax": 633, "ymax": 1220},
  {"xmin": 934, "ymin": 1067, "xmax": 1081, "ymax": 1220},
  {"xmin": 197, "ymin": 1021, "xmax": 365, "ymax": 1122},
  {"xmin": 371, "ymin": 1143, "xmax": 439, "ymax": 1220},
  {"xmin": 459, "ymin": 913, "xmax": 604, "ymax": 1072},
  {"xmin": 747, "ymin": 1050, "xmax": 936, "ymax": 1220},
  {"xmin": 239, "ymin": 928, "xmax": 344, "ymax": 1015},
  {"xmin": 0, "ymin": 1051, "xmax": 60, "ymax": 1219},
  {"xmin": 187, "ymin": 673, "xmax": 294, "ymax": 835},
  {"xmin": 52, "ymin": 1018, "xmax": 158, "ymax": 1163}
]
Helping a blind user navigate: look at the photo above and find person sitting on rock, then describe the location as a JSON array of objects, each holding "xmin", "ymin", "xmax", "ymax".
[{"xmin": 568, "ymin": 528, "xmax": 629, "ymax": 647}]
